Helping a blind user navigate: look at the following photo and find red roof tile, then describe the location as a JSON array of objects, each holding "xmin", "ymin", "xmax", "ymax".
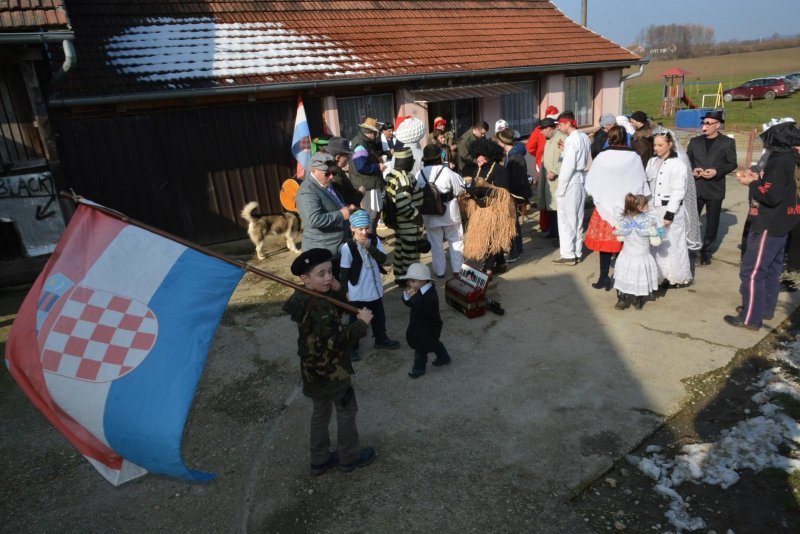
[
  {"xmin": 0, "ymin": 0, "xmax": 69, "ymax": 30},
  {"xmin": 51, "ymin": 1, "xmax": 641, "ymax": 99}
]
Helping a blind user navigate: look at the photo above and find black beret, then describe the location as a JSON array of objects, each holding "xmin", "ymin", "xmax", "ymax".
[{"xmin": 290, "ymin": 248, "xmax": 333, "ymax": 276}]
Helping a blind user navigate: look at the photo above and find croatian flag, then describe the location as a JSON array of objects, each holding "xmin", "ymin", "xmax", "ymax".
[
  {"xmin": 291, "ymin": 96, "xmax": 312, "ymax": 179},
  {"xmin": 5, "ymin": 202, "xmax": 244, "ymax": 485}
]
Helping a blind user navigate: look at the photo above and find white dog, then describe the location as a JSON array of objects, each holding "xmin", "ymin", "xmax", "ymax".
[{"xmin": 240, "ymin": 201, "xmax": 301, "ymax": 259}]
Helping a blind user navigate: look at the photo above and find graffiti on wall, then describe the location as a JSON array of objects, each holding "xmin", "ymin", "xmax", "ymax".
[{"xmin": 0, "ymin": 172, "xmax": 65, "ymax": 257}]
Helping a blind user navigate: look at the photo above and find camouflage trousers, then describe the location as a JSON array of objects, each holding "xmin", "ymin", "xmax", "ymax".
[{"xmin": 310, "ymin": 387, "xmax": 360, "ymax": 465}]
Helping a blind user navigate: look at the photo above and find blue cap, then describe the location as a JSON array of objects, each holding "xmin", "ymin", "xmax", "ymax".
[{"xmin": 349, "ymin": 210, "xmax": 371, "ymax": 228}]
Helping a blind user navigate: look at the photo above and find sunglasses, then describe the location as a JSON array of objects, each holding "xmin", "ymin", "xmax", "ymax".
[{"xmin": 702, "ymin": 121, "xmax": 720, "ymax": 126}]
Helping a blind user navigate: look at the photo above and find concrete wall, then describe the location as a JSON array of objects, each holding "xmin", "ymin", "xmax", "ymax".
[{"xmin": 595, "ymin": 70, "xmax": 622, "ymax": 124}]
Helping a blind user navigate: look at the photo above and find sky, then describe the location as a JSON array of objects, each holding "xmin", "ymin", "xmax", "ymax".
[{"xmin": 551, "ymin": 0, "xmax": 800, "ymax": 47}]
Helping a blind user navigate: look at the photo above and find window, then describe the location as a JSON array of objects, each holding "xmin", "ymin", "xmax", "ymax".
[
  {"xmin": 501, "ymin": 81, "xmax": 539, "ymax": 135},
  {"xmin": 336, "ymin": 94, "xmax": 395, "ymax": 140},
  {"xmin": 564, "ymin": 75, "xmax": 594, "ymax": 127}
]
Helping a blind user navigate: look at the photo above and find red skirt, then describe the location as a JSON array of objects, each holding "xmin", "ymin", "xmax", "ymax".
[{"xmin": 585, "ymin": 209, "xmax": 622, "ymax": 253}]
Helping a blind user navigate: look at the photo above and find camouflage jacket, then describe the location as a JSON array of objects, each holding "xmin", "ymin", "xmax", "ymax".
[{"xmin": 283, "ymin": 288, "xmax": 367, "ymax": 398}]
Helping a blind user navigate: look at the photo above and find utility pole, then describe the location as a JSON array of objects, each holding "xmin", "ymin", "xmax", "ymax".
[{"xmin": 581, "ymin": 0, "xmax": 587, "ymax": 27}]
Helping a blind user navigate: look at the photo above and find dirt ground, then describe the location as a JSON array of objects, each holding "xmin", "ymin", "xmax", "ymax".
[
  {"xmin": 571, "ymin": 311, "xmax": 800, "ymax": 533},
  {"xmin": 4, "ymin": 221, "xmax": 800, "ymax": 532}
]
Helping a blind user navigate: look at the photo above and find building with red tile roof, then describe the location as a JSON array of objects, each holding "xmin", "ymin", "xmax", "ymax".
[{"xmin": 7, "ymin": 1, "xmax": 646, "ymax": 245}]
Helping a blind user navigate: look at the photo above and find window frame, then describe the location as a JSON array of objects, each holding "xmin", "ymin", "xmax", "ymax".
[
  {"xmin": 336, "ymin": 93, "xmax": 395, "ymax": 140},
  {"xmin": 500, "ymin": 80, "xmax": 540, "ymax": 136},
  {"xmin": 564, "ymin": 74, "xmax": 595, "ymax": 127}
]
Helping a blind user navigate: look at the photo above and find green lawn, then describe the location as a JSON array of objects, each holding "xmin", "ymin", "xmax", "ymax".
[{"xmin": 623, "ymin": 47, "xmax": 800, "ymax": 130}]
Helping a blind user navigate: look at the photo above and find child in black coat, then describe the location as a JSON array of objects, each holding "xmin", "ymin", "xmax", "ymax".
[{"xmin": 398, "ymin": 263, "xmax": 451, "ymax": 378}]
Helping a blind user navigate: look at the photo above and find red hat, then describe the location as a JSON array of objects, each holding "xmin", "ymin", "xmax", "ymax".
[
  {"xmin": 433, "ymin": 116, "xmax": 447, "ymax": 128},
  {"xmin": 545, "ymin": 105, "xmax": 559, "ymax": 119}
]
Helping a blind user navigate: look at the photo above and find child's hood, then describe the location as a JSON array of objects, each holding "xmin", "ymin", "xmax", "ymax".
[{"xmin": 282, "ymin": 290, "xmax": 311, "ymax": 322}]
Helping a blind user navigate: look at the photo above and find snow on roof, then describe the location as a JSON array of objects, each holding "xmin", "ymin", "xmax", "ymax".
[{"xmin": 105, "ymin": 17, "xmax": 365, "ymax": 82}]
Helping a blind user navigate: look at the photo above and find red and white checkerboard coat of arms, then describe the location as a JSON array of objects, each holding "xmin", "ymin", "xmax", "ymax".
[{"xmin": 37, "ymin": 275, "xmax": 159, "ymax": 383}]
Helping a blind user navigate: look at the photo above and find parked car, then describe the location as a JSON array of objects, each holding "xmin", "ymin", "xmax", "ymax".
[
  {"xmin": 722, "ymin": 77, "xmax": 791, "ymax": 102},
  {"xmin": 782, "ymin": 72, "xmax": 800, "ymax": 92}
]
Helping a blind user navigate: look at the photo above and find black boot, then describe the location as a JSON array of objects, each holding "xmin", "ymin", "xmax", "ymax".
[
  {"xmin": 592, "ymin": 275, "xmax": 612, "ymax": 291},
  {"xmin": 633, "ymin": 296, "xmax": 645, "ymax": 310},
  {"xmin": 615, "ymin": 291, "xmax": 631, "ymax": 310},
  {"xmin": 614, "ymin": 291, "xmax": 631, "ymax": 310}
]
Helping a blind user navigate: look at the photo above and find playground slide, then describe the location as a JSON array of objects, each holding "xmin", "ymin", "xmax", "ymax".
[{"xmin": 681, "ymin": 94, "xmax": 697, "ymax": 109}]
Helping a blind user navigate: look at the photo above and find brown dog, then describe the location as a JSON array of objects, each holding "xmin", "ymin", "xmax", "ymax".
[{"xmin": 240, "ymin": 201, "xmax": 301, "ymax": 259}]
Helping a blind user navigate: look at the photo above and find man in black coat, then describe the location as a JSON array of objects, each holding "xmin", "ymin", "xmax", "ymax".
[{"xmin": 687, "ymin": 110, "xmax": 738, "ymax": 265}]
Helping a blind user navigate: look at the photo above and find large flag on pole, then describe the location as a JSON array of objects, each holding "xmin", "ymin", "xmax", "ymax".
[
  {"xmin": 5, "ymin": 201, "xmax": 244, "ymax": 485},
  {"xmin": 291, "ymin": 96, "xmax": 312, "ymax": 179}
]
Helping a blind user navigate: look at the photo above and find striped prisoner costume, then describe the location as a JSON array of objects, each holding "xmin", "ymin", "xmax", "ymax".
[{"xmin": 385, "ymin": 168, "xmax": 423, "ymax": 279}]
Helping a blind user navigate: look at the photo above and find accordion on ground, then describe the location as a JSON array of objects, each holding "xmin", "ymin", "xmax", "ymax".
[{"xmin": 445, "ymin": 264, "xmax": 488, "ymax": 318}]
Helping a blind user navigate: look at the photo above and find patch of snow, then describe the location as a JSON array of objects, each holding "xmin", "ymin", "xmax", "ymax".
[
  {"xmin": 633, "ymin": 337, "xmax": 800, "ymax": 531},
  {"xmin": 104, "ymin": 17, "xmax": 367, "ymax": 82}
]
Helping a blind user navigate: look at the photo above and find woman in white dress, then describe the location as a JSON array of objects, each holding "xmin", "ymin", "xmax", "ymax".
[{"xmin": 646, "ymin": 129, "xmax": 693, "ymax": 287}]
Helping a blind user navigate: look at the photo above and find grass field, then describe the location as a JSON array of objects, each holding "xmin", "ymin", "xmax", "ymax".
[{"xmin": 622, "ymin": 47, "xmax": 800, "ymax": 130}]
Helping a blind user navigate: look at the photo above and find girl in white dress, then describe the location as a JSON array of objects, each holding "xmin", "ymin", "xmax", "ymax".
[
  {"xmin": 645, "ymin": 130, "xmax": 695, "ymax": 287},
  {"xmin": 613, "ymin": 194, "xmax": 663, "ymax": 310}
]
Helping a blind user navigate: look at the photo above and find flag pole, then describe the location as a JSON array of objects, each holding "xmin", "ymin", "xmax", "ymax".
[{"xmin": 59, "ymin": 192, "xmax": 360, "ymax": 315}]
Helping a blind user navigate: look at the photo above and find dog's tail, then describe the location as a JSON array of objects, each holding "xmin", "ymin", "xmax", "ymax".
[{"xmin": 240, "ymin": 201, "xmax": 259, "ymax": 223}]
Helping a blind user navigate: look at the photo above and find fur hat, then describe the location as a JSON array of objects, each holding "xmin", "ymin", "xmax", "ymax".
[
  {"xmin": 291, "ymin": 248, "xmax": 333, "ymax": 276},
  {"xmin": 349, "ymin": 210, "xmax": 371, "ymax": 229},
  {"xmin": 359, "ymin": 117, "xmax": 380, "ymax": 132},
  {"xmin": 397, "ymin": 262, "xmax": 432, "ymax": 281},
  {"xmin": 470, "ymin": 137, "xmax": 504, "ymax": 162}
]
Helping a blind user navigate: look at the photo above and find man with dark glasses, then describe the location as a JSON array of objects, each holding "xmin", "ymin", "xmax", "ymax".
[{"xmin": 687, "ymin": 110, "xmax": 738, "ymax": 266}]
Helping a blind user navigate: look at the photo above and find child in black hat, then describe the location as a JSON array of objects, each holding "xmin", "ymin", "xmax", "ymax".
[{"xmin": 283, "ymin": 248, "xmax": 377, "ymax": 474}]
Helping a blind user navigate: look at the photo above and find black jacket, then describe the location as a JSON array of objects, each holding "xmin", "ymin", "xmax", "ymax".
[
  {"xmin": 590, "ymin": 128, "xmax": 608, "ymax": 159},
  {"xmin": 746, "ymin": 150, "xmax": 800, "ymax": 236},
  {"xmin": 687, "ymin": 134, "xmax": 738, "ymax": 200},
  {"xmin": 402, "ymin": 285, "xmax": 442, "ymax": 353},
  {"xmin": 504, "ymin": 151, "xmax": 532, "ymax": 200}
]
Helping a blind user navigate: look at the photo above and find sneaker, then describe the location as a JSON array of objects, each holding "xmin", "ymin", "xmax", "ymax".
[
  {"xmin": 339, "ymin": 447, "xmax": 376, "ymax": 472},
  {"xmin": 408, "ymin": 369, "xmax": 425, "ymax": 378},
  {"xmin": 552, "ymin": 257, "xmax": 577, "ymax": 266},
  {"xmin": 506, "ymin": 253, "xmax": 520, "ymax": 263},
  {"xmin": 310, "ymin": 450, "xmax": 339, "ymax": 475},
  {"xmin": 374, "ymin": 337, "xmax": 400, "ymax": 350},
  {"xmin": 431, "ymin": 358, "xmax": 451, "ymax": 367}
]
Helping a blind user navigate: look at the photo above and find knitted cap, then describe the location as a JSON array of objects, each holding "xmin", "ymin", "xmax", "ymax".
[{"xmin": 349, "ymin": 210, "xmax": 371, "ymax": 228}]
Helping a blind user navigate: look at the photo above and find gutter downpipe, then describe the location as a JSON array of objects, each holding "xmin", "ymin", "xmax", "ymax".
[
  {"xmin": 47, "ymin": 59, "xmax": 641, "ymax": 108},
  {"xmin": 619, "ymin": 58, "xmax": 649, "ymax": 114},
  {"xmin": 50, "ymin": 39, "xmax": 77, "ymax": 87}
]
